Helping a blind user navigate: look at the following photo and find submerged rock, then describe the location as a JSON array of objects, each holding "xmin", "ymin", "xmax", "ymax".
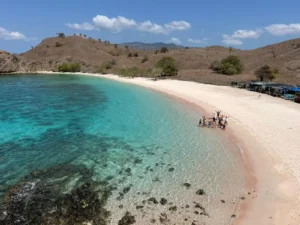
[
  {"xmin": 136, "ymin": 205, "xmax": 143, "ymax": 210},
  {"xmin": 118, "ymin": 211, "xmax": 136, "ymax": 225},
  {"xmin": 159, "ymin": 213, "xmax": 170, "ymax": 224},
  {"xmin": 169, "ymin": 206, "xmax": 177, "ymax": 212},
  {"xmin": 160, "ymin": 198, "xmax": 168, "ymax": 205},
  {"xmin": 123, "ymin": 186, "xmax": 131, "ymax": 194},
  {"xmin": 133, "ymin": 158, "xmax": 143, "ymax": 164},
  {"xmin": 183, "ymin": 183, "xmax": 191, "ymax": 188},
  {"xmin": 125, "ymin": 168, "xmax": 131, "ymax": 173},
  {"xmin": 168, "ymin": 167, "xmax": 175, "ymax": 172},
  {"xmin": 0, "ymin": 164, "xmax": 112, "ymax": 225},
  {"xmin": 148, "ymin": 197, "xmax": 158, "ymax": 204},
  {"xmin": 196, "ymin": 189, "xmax": 205, "ymax": 195}
]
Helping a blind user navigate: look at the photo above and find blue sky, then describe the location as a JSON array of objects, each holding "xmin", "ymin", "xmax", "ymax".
[{"xmin": 1, "ymin": 0, "xmax": 300, "ymax": 53}]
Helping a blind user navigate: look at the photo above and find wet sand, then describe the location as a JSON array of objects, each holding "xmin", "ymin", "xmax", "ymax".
[{"xmin": 36, "ymin": 71, "xmax": 300, "ymax": 225}]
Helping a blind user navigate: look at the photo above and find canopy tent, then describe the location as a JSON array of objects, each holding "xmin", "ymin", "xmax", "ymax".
[{"xmin": 289, "ymin": 87, "xmax": 300, "ymax": 92}]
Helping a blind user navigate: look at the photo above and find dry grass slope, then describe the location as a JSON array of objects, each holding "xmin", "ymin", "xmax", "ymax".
[{"xmin": 1, "ymin": 36, "xmax": 300, "ymax": 85}]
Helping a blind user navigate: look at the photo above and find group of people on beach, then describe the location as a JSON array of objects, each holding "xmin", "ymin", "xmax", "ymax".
[{"xmin": 198, "ymin": 110, "xmax": 229, "ymax": 130}]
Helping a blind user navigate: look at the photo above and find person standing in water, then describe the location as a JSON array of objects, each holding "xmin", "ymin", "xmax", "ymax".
[
  {"xmin": 225, "ymin": 116, "xmax": 230, "ymax": 125},
  {"xmin": 198, "ymin": 118, "xmax": 202, "ymax": 126},
  {"xmin": 202, "ymin": 116, "xmax": 207, "ymax": 127}
]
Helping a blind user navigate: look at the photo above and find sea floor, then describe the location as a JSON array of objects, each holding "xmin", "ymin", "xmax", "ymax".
[{"xmin": 0, "ymin": 74, "xmax": 249, "ymax": 225}]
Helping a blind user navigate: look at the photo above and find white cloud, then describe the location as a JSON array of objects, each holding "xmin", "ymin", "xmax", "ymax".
[
  {"xmin": 222, "ymin": 29, "xmax": 262, "ymax": 45},
  {"xmin": 165, "ymin": 21, "xmax": 191, "ymax": 31},
  {"xmin": 92, "ymin": 15, "xmax": 137, "ymax": 32},
  {"xmin": 67, "ymin": 15, "xmax": 191, "ymax": 35},
  {"xmin": 66, "ymin": 22, "xmax": 95, "ymax": 31},
  {"xmin": 188, "ymin": 38, "xmax": 208, "ymax": 44},
  {"xmin": 265, "ymin": 23, "xmax": 300, "ymax": 36},
  {"xmin": 222, "ymin": 35, "xmax": 243, "ymax": 45},
  {"xmin": 0, "ymin": 26, "xmax": 27, "ymax": 40},
  {"xmin": 138, "ymin": 21, "xmax": 166, "ymax": 34},
  {"xmin": 169, "ymin": 37, "xmax": 181, "ymax": 45},
  {"xmin": 231, "ymin": 29, "xmax": 262, "ymax": 39},
  {"xmin": 137, "ymin": 20, "xmax": 191, "ymax": 34}
]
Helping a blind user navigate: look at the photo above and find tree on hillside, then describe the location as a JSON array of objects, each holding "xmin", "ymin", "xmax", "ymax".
[
  {"xmin": 79, "ymin": 33, "xmax": 82, "ymax": 37},
  {"xmin": 83, "ymin": 34, "xmax": 87, "ymax": 38},
  {"xmin": 57, "ymin": 63, "xmax": 81, "ymax": 72},
  {"xmin": 73, "ymin": 33, "xmax": 76, "ymax": 36},
  {"xmin": 125, "ymin": 45, "xmax": 129, "ymax": 49},
  {"xmin": 255, "ymin": 65, "xmax": 279, "ymax": 81},
  {"xmin": 114, "ymin": 44, "xmax": 118, "ymax": 48},
  {"xmin": 98, "ymin": 38, "xmax": 101, "ymax": 42},
  {"xmin": 133, "ymin": 52, "xmax": 139, "ymax": 57},
  {"xmin": 127, "ymin": 53, "xmax": 133, "ymax": 57},
  {"xmin": 156, "ymin": 56, "xmax": 178, "ymax": 76},
  {"xmin": 55, "ymin": 42, "xmax": 62, "ymax": 47},
  {"xmin": 229, "ymin": 47, "xmax": 233, "ymax": 52},
  {"xmin": 210, "ymin": 55, "xmax": 243, "ymax": 75},
  {"xmin": 160, "ymin": 47, "xmax": 169, "ymax": 53},
  {"xmin": 56, "ymin": 33, "xmax": 65, "ymax": 38}
]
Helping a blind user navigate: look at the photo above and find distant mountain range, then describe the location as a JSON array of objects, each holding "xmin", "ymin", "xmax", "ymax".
[{"xmin": 120, "ymin": 42, "xmax": 185, "ymax": 50}]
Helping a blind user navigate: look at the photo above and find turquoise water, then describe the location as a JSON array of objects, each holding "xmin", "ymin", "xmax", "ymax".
[{"xmin": 0, "ymin": 74, "xmax": 246, "ymax": 225}]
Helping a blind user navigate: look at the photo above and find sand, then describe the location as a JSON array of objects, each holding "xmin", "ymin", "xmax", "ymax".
[{"xmin": 36, "ymin": 71, "xmax": 300, "ymax": 224}]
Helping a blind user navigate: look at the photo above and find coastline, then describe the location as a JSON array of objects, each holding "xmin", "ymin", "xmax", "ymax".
[{"xmin": 17, "ymin": 71, "xmax": 300, "ymax": 224}]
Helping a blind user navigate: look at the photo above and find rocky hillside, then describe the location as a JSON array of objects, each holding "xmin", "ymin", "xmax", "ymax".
[
  {"xmin": 120, "ymin": 42, "xmax": 184, "ymax": 50},
  {"xmin": 1, "ymin": 36, "xmax": 300, "ymax": 85},
  {"xmin": 0, "ymin": 51, "xmax": 20, "ymax": 73}
]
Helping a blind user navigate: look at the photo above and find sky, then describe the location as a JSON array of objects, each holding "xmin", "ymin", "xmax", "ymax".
[{"xmin": 1, "ymin": 0, "xmax": 300, "ymax": 53}]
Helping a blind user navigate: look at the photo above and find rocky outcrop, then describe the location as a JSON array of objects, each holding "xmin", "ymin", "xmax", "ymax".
[{"xmin": 0, "ymin": 50, "xmax": 20, "ymax": 73}]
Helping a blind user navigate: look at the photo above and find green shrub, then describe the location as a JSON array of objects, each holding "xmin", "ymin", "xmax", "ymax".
[
  {"xmin": 117, "ymin": 67, "xmax": 156, "ymax": 78},
  {"xmin": 57, "ymin": 63, "xmax": 81, "ymax": 72},
  {"xmin": 98, "ymin": 60, "xmax": 116, "ymax": 74},
  {"xmin": 56, "ymin": 33, "xmax": 65, "ymax": 38},
  {"xmin": 160, "ymin": 47, "xmax": 169, "ymax": 53},
  {"xmin": 141, "ymin": 56, "xmax": 149, "ymax": 63},
  {"xmin": 127, "ymin": 53, "xmax": 133, "ymax": 57},
  {"xmin": 211, "ymin": 55, "xmax": 243, "ymax": 75},
  {"xmin": 118, "ymin": 67, "xmax": 140, "ymax": 77},
  {"xmin": 255, "ymin": 65, "xmax": 278, "ymax": 81},
  {"xmin": 155, "ymin": 56, "xmax": 178, "ymax": 76},
  {"xmin": 55, "ymin": 42, "xmax": 62, "ymax": 47}
]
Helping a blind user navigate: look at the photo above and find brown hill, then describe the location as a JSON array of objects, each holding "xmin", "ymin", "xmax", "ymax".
[
  {"xmin": 0, "ymin": 50, "xmax": 20, "ymax": 73},
  {"xmin": 1, "ymin": 36, "xmax": 300, "ymax": 85}
]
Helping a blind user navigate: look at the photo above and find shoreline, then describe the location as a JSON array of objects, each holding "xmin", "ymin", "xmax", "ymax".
[{"xmin": 11, "ymin": 71, "xmax": 300, "ymax": 224}]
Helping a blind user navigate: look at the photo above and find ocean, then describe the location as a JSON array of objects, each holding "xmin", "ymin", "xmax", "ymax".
[{"xmin": 0, "ymin": 74, "xmax": 246, "ymax": 225}]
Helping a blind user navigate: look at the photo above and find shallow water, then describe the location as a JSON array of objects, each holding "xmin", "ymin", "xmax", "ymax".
[{"xmin": 0, "ymin": 74, "xmax": 247, "ymax": 224}]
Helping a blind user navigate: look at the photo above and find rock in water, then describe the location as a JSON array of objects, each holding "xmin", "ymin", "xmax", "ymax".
[
  {"xmin": 196, "ymin": 189, "xmax": 205, "ymax": 195},
  {"xmin": 183, "ymin": 183, "xmax": 191, "ymax": 188},
  {"xmin": 0, "ymin": 164, "xmax": 112, "ymax": 225},
  {"xmin": 160, "ymin": 198, "xmax": 168, "ymax": 205},
  {"xmin": 118, "ymin": 212, "xmax": 136, "ymax": 225}
]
